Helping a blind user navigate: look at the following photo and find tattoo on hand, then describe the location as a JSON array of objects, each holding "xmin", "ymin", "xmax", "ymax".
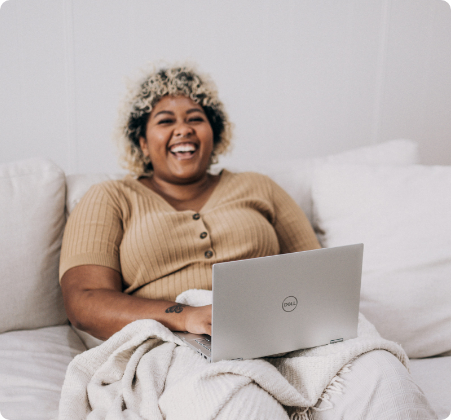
[{"xmin": 165, "ymin": 303, "xmax": 187, "ymax": 314}]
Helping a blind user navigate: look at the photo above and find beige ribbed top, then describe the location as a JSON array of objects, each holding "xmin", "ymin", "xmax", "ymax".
[{"xmin": 60, "ymin": 170, "xmax": 320, "ymax": 301}]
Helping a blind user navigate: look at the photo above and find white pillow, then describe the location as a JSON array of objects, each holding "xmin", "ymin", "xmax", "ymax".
[
  {"xmin": 215, "ymin": 139, "xmax": 419, "ymax": 223},
  {"xmin": 311, "ymin": 164, "xmax": 451, "ymax": 358},
  {"xmin": 0, "ymin": 158, "xmax": 68, "ymax": 332}
]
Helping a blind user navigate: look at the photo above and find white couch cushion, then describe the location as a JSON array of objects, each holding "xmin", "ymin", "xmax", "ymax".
[
  {"xmin": 0, "ymin": 158, "xmax": 68, "ymax": 333},
  {"xmin": 312, "ymin": 164, "xmax": 451, "ymax": 358},
  {"xmin": 0, "ymin": 326, "xmax": 86, "ymax": 420},
  {"xmin": 215, "ymin": 139, "xmax": 419, "ymax": 223}
]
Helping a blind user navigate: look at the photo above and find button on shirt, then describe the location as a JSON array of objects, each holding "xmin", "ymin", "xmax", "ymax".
[{"xmin": 192, "ymin": 213, "xmax": 213, "ymax": 259}]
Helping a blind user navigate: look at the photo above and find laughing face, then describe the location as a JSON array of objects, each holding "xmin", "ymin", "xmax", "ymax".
[{"xmin": 139, "ymin": 96, "xmax": 214, "ymax": 184}]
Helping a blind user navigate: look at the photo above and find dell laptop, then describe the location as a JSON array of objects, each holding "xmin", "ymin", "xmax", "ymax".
[{"xmin": 173, "ymin": 243, "xmax": 363, "ymax": 363}]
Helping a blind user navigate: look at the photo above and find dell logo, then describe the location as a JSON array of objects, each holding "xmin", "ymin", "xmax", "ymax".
[{"xmin": 282, "ymin": 296, "xmax": 298, "ymax": 312}]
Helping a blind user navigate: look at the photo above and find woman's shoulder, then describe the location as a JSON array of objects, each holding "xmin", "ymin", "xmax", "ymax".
[
  {"xmin": 220, "ymin": 169, "xmax": 278, "ymax": 191},
  {"xmin": 221, "ymin": 168, "xmax": 273, "ymax": 184},
  {"xmin": 71, "ymin": 175, "xmax": 141, "ymax": 212},
  {"xmin": 85, "ymin": 174, "xmax": 144, "ymax": 197},
  {"xmin": 216, "ymin": 169, "xmax": 278, "ymax": 200}
]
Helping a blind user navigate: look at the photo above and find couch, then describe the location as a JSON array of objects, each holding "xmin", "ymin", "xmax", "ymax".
[{"xmin": 0, "ymin": 139, "xmax": 450, "ymax": 420}]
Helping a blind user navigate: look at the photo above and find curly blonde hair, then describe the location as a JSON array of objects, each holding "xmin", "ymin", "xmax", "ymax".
[{"xmin": 115, "ymin": 63, "xmax": 233, "ymax": 176}]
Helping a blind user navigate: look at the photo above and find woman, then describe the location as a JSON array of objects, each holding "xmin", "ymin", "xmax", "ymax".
[
  {"xmin": 59, "ymin": 64, "xmax": 436, "ymax": 419},
  {"xmin": 59, "ymin": 64, "xmax": 320, "ymax": 341}
]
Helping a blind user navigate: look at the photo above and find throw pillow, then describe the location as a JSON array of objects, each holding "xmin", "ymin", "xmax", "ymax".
[
  {"xmin": 311, "ymin": 164, "xmax": 451, "ymax": 358},
  {"xmin": 0, "ymin": 158, "xmax": 68, "ymax": 332}
]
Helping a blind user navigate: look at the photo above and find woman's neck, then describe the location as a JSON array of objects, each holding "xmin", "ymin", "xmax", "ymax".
[{"xmin": 140, "ymin": 172, "xmax": 221, "ymax": 212}]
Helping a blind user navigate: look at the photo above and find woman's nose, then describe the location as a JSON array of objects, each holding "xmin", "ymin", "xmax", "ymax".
[{"xmin": 174, "ymin": 122, "xmax": 194, "ymax": 137}]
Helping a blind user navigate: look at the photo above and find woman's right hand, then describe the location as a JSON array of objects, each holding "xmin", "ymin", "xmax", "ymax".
[{"xmin": 183, "ymin": 304, "xmax": 212, "ymax": 335}]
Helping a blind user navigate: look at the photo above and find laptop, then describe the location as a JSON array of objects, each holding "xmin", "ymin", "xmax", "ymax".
[{"xmin": 173, "ymin": 243, "xmax": 363, "ymax": 363}]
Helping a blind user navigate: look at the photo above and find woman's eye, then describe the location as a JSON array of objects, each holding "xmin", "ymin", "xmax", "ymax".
[
  {"xmin": 157, "ymin": 119, "xmax": 174, "ymax": 124},
  {"xmin": 189, "ymin": 117, "xmax": 204, "ymax": 122}
]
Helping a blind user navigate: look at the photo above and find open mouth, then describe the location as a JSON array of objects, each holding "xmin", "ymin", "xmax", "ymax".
[{"xmin": 168, "ymin": 142, "xmax": 198, "ymax": 159}]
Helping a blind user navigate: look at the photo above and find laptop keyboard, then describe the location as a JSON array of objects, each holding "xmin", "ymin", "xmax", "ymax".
[{"xmin": 194, "ymin": 337, "xmax": 211, "ymax": 351}]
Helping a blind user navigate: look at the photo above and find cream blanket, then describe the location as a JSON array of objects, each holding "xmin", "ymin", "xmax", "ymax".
[{"xmin": 58, "ymin": 290, "xmax": 408, "ymax": 420}]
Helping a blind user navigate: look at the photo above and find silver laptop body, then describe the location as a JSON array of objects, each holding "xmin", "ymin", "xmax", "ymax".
[{"xmin": 174, "ymin": 243, "xmax": 363, "ymax": 363}]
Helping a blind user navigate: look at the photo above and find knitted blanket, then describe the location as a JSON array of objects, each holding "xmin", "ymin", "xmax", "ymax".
[{"xmin": 58, "ymin": 290, "xmax": 408, "ymax": 420}]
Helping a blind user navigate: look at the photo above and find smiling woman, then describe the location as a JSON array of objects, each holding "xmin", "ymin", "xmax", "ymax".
[
  {"xmin": 57, "ymin": 63, "xmax": 435, "ymax": 420},
  {"xmin": 116, "ymin": 64, "xmax": 232, "ymax": 177}
]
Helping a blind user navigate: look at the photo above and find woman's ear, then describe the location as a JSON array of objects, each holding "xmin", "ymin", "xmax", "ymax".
[{"xmin": 139, "ymin": 137, "xmax": 149, "ymax": 157}]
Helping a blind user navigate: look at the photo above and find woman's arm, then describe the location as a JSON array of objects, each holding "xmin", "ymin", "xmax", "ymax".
[
  {"xmin": 269, "ymin": 178, "xmax": 321, "ymax": 253},
  {"xmin": 61, "ymin": 264, "xmax": 211, "ymax": 340}
]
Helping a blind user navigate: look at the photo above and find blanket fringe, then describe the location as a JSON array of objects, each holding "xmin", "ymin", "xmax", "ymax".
[
  {"xmin": 290, "ymin": 406, "xmax": 311, "ymax": 420},
  {"xmin": 289, "ymin": 361, "xmax": 353, "ymax": 419},
  {"xmin": 312, "ymin": 361, "xmax": 353, "ymax": 413}
]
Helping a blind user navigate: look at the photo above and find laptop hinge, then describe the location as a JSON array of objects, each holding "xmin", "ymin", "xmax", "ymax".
[{"xmin": 330, "ymin": 338, "xmax": 343, "ymax": 344}]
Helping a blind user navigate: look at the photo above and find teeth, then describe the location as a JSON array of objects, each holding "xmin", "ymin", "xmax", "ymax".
[{"xmin": 170, "ymin": 143, "xmax": 196, "ymax": 153}]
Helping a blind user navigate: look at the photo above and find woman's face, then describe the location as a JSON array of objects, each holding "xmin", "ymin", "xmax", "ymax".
[{"xmin": 139, "ymin": 95, "xmax": 214, "ymax": 184}]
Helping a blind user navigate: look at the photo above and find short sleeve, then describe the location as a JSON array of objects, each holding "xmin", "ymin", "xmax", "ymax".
[
  {"xmin": 268, "ymin": 178, "xmax": 321, "ymax": 253},
  {"xmin": 59, "ymin": 183, "xmax": 124, "ymax": 281}
]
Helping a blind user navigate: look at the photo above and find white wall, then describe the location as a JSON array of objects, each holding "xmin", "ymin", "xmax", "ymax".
[{"xmin": 1, "ymin": 0, "xmax": 451, "ymax": 174}]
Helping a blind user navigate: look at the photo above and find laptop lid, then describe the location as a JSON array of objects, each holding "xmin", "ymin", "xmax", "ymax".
[{"xmin": 210, "ymin": 244, "xmax": 363, "ymax": 362}]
